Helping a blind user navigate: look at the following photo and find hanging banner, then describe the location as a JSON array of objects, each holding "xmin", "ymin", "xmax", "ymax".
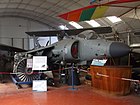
[{"xmin": 58, "ymin": 0, "xmax": 140, "ymax": 22}]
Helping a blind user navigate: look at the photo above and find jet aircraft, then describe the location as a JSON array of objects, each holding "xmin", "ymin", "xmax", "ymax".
[{"xmin": 13, "ymin": 27, "xmax": 130, "ymax": 82}]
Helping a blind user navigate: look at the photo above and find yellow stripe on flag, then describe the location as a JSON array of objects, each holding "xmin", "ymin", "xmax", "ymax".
[{"xmin": 91, "ymin": 6, "xmax": 109, "ymax": 19}]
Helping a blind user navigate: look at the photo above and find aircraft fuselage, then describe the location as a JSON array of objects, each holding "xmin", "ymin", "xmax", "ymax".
[{"xmin": 50, "ymin": 38, "xmax": 130, "ymax": 63}]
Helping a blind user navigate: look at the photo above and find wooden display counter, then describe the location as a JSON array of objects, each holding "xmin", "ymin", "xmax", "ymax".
[{"xmin": 90, "ymin": 65, "xmax": 132, "ymax": 95}]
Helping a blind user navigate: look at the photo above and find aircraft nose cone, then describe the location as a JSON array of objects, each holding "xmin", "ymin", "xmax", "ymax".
[{"xmin": 110, "ymin": 42, "xmax": 130, "ymax": 57}]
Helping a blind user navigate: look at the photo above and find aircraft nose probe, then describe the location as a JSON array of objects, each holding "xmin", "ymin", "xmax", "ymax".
[{"xmin": 109, "ymin": 42, "xmax": 130, "ymax": 57}]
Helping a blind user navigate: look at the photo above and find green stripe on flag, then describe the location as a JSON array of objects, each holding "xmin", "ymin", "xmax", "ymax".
[{"xmin": 80, "ymin": 8, "xmax": 96, "ymax": 21}]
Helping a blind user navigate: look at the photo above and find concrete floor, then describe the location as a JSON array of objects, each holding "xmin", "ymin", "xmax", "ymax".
[{"xmin": 0, "ymin": 82, "xmax": 139, "ymax": 105}]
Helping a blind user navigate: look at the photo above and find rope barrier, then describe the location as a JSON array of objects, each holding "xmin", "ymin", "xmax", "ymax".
[
  {"xmin": 96, "ymin": 72, "xmax": 140, "ymax": 83},
  {"xmin": 0, "ymin": 67, "xmax": 82, "ymax": 75}
]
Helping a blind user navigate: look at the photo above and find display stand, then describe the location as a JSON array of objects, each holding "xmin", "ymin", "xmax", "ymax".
[{"xmin": 68, "ymin": 63, "xmax": 78, "ymax": 91}]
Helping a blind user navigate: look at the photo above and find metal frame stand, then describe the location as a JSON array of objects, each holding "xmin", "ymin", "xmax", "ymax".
[
  {"xmin": 68, "ymin": 63, "xmax": 78, "ymax": 91},
  {"xmin": 10, "ymin": 74, "xmax": 32, "ymax": 89}
]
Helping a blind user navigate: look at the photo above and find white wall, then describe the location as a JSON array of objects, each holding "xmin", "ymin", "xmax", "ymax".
[{"xmin": 0, "ymin": 17, "xmax": 51, "ymax": 50}]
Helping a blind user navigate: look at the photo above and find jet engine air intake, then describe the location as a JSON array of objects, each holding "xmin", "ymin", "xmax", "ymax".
[
  {"xmin": 51, "ymin": 39, "xmax": 79, "ymax": 62},
  {"xmin": 71, "ymin": 42, "xmax": 78, "ymax": 59}
]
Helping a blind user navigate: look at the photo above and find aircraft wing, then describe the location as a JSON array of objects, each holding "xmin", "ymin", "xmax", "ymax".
[
  {"xmin": 26, "ymin": 45, "xmax": 54, "ymax": 54},
  {"xmin": 0, "ymin": 43, "xmax": 26, "ymax": 52},
  {"xmin": 26, "ymin": 27, "xmax": 112, "ymax": 37},
  {"xmin": 58, "ymin": 0, "xmax": 140, "ymax": 22}
]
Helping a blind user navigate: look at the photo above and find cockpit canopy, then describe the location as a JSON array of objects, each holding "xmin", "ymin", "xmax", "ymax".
[{"xmin": 77, "ymin": 30, "xmax": 101, "ymax": 40}]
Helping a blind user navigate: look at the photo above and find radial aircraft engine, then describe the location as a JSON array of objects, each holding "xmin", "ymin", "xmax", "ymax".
[{"xmin": 13, "ymin": 27, "xmax": 130, "ymax": 82}]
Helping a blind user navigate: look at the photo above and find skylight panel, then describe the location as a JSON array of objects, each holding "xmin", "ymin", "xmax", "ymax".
[
  {"xmin": 106, "ymin": 16, "xmax": 122, "ymax": 23},
  {"xmin": 59, "ymin": 25, "xmax": 69, "ymax": 30},
  {"xmin": 69, "ymin": 21, "xmax": 83, "ymax": 29},
  {"xmin": 85, "ymin": 20, "xmax": 101, "ymax": 27}
]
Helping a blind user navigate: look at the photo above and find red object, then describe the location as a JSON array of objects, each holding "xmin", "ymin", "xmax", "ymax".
[{"xmin": 58, "ymin": 0, "xmax": 140, "ymax": 21}]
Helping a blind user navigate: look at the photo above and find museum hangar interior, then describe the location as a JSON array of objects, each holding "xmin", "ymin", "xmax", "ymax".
[{"xmin": 0, "ymin": 0, "xmax": 140, "ymax": 105}]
